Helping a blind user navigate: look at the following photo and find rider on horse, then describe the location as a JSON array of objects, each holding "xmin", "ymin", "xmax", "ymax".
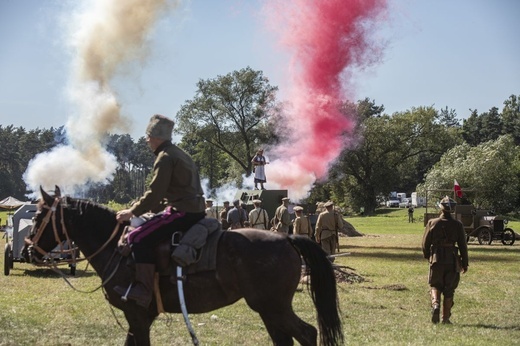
[{"xmin": 114, "ymin": 114, "xmax": 206, "ymax": 308}]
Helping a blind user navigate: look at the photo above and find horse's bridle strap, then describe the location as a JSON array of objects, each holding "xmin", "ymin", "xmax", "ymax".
[
  {"xmin": 31, "ymin": 198, "xmax": 60, "ymax": 245},
  {"xmin": 28, "ymin": 196, "xmax": 122, "ymax": 266},
  {"xmin": 27, "ymin": 198, "xmax": 63, "ymax": 260}
]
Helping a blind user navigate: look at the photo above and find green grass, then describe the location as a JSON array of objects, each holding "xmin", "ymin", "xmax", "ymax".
[{"xmin": 0, "ymin": 208, "xmax": 519, "ymax": 345}]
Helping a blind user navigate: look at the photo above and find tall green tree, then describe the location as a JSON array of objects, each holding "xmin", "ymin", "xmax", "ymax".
[
  {"xmin": 438, "ymin": 106, "xmax": 460, "ymax": 127},
  {"xmin": 461, "ymin": 110, "xmax": 481, "ymax": 146},
  {"xmin": 418, "ymin": 135, "xmax": 520, "ymax": 213},
  {"xmin": 480, "ymin": 107, "xmax": 503, "ymax": 141},
  {"xmin": 326, "ymin": 101, "xmax": 461, "ymax": 214},
  {"xmin": 97, "ymin": 134, "xmax": 154, "ymax": 203},
  {"xmin": 462, "ymin": 95, "xmax": 519, "ymax": 146},
  {"xmin": 501, "ymin": 94, "xmax": 520, "ymax": 144},
  {"xmin": 0, "ymin": 126, "xmax": 60, "ymax": 198},
  {"xmin": 175, "ymin": 67, "xmax": 281, "ymax": 187}
]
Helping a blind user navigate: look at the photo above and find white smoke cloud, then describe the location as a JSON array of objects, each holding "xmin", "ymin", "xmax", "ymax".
[
  {"xmin": 23, "ymin": 145, "xmax": 118, "ymax": 196},
  {"xmin": 23, "ymin": 0, "xmax": 180, "ymax": 195}
]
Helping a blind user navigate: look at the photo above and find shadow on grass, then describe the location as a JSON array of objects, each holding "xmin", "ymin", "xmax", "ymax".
[
  {"xmin": 346, "ymin": 245, "xmax": 418, "ymax": 252},
  {"xmin": 371, "ymin": 208, "xmax": 400, "ymax": 216},
  {"xmin": 467, "ymin": 245, "xmax": 518, "ymax": 252},
  {"xmin": 20, "ymin": 267, "xmax": 97, "ymax": 278},
  {"xmin": 460, "ymin": 323, "xmax": 520, "ymax": 331},
  {"xmin": 343, "ymin": 244, "xmax": 517, "ymax": 262},
  {"xmin": 348, "ymin": 250, "xmax": 423, "ymax": 261}
]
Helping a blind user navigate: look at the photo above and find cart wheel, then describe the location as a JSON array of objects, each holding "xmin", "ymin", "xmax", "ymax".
[
  {"xmin": 478, "ymin": 228, "xmax": 493, "ymax": 245},
  {"xmin": 501, "ymin": 228, "xmax": 516, "ymax": 246},
  {"xmin": 4, "ymin": 243, "xmax": 12, "ymax": 276}
]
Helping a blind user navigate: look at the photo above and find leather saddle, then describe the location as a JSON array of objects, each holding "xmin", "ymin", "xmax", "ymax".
[{"xmin": 119, "ymin": 217, "xmax": 225, "ymax": 275}]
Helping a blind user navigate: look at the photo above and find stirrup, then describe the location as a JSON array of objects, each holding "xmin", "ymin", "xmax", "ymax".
[{"xmin": 172, "ymin": 231, "xmax": 182, "ymax": 247}]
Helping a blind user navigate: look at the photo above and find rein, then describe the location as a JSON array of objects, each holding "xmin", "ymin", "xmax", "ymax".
[{"xmin": 26, "ymin": 197, "xmax": 123, "ymax": 291}]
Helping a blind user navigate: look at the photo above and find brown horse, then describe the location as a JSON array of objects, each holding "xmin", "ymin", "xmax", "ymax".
[{"xmin": 23, "ymin": 187, "xmax": 343, "ymax": 346}]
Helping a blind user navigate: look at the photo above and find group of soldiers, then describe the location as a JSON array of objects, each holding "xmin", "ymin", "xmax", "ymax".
[{"xmin": 204, "ymin": 197, "xmax": 344, "ymax": 260}]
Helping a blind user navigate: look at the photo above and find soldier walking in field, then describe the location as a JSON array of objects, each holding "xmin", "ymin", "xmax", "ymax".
[{"xmin": 422, "ymin": 196, "xmax": 468, "ymax": 324}]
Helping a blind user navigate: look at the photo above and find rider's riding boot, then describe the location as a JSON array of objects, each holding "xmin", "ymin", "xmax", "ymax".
[
  {"xmin": 114, "ymin": 263, "xmax": 155, "ymax": 308},
  {"xmin": 430, "ymin": 288, "xmax": 441, "ymax": 324},
  {"xmin": 442, "ymin": 297, "xmax": 454, "ymax": 324}
]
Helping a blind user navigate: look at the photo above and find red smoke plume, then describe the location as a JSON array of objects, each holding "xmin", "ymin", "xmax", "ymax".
[{"xmin": 262, "ymin": 0, "xmax": 387, "ymax": 199}]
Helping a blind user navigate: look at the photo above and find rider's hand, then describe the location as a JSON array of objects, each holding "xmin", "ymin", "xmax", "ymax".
[{"xmin": 116, "ymin": 209, "xmax": 134, "ymax": 223}]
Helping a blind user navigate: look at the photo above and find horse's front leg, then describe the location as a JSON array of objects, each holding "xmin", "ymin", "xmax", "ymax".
[{"xmin": 123, "ymin": 307, "xmax": 156, "ymax": 346}]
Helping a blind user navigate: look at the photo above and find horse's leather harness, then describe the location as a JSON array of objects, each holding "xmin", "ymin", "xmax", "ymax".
[{"xmin": 26, "ymin": 196, "xmax": 121, "ymax": 267}]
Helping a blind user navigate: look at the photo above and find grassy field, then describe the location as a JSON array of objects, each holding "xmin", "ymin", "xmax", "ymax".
[{"xmin": 0, "ymin": 208, "xmax": 519, "ymax": 345}]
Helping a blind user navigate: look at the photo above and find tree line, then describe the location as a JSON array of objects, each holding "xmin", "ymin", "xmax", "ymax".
[
  {"xmin": 1, "ymin": 67, "xmax": 519, "ymax": 214},
  {"xmin": 0, "ymin": 127, "xmax": 155, "ymax": 204}
]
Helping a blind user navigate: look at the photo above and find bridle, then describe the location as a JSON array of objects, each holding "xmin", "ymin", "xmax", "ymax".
[
  {"xmin": 25, "ymin": 196, "xmax": 121, "ymax": 267},
  {"xmin": 24, "ymin": 196, "xmax": 125, "ymax": 294},
  {"xmin": 25, "ymin": 197, "xmax": 77, "ymax": 265}
]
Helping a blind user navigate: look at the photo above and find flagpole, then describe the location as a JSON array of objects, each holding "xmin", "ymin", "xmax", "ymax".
[{"xmin": 453, "ymin": 179, "xmax": 456, "ymax": 200}]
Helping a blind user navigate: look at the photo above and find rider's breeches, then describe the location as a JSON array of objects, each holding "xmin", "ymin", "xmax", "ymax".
[{"xmin": 428, "ymin": 263, "xmax": 460, "ymax": 298}]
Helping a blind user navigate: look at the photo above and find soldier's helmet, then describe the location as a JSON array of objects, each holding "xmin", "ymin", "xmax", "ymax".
[{"xmin": 438, "ymin": 196, "xmax": 457, "ymax": 211}]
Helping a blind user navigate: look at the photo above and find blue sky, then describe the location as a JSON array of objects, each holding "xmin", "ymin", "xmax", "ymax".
[{"xmin": 0, "ymin": 0, "xmax": 519, "ymax": 140}]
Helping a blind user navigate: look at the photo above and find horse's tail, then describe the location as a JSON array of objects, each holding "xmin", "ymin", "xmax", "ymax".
[{"xmin": 289, "ymin": 236, "xmax": 344, "ymax": 346}]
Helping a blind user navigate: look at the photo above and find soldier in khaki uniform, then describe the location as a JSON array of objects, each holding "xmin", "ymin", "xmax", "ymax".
[
  {"xmin": 205, "ymin": 199, "xmax": 217, "ymax": 219},
  {"xmin": 293, "ymin": 206, "xmax": 312, "ymax": 238},
  {"xmin": 114, "ymin": 114, "xmax": 206, "ymax": 308},
  {"xmin": 274, "ymin": 197, "xmax": 291, "ymax": 234},
  {"xmin": 248, "ymin": 199, "xmax": 269, "ymax": 230},
  {"xmin": 422, "ymin": 196, "xmax": 468, "ymax": 324},
  {"xmin": 315, "ymin": 201, "xmax": 343, "ymax": 261},
  {"xmin": 220, "ymin": 201, "xmax": 231, "ymax": 229}
]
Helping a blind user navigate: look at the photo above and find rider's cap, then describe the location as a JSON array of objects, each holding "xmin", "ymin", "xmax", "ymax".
[
  {"xmin": 439, "ymin": 196, "xmax": 457, "ymax": 211},
  {"xmin": 146, "ymin": 114, "xmax": 174, "ymax": 141}
]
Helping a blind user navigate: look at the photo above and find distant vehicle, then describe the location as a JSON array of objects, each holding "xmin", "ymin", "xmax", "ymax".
[
  {"xmin": 423, "ymin": 204, "xmax": 515, "ymax": 246},
  {"xmin": 396, "ymin": 192, "xmax": 407, "ymax": 202},
  {"xmin": 411, "ymin": 192, "xmax": 426, "ymax": 207},
  {"xmin": 399, "ymin": 198, "xmax": 411, "ymax": 208},
  {"xmin": 4, "ymin": 203, "xmax": 77, "ymax": 276},
  {"xmin": 386, "ymin": 198, "xmax": 400, "ymax": 208}
]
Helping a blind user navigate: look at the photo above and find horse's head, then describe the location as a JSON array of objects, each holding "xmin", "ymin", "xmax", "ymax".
[{"xmin": 22, "ymin": 185, "xmax": 71, "ymax": 264}]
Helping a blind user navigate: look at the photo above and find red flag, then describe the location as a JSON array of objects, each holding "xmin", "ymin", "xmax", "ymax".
[{"xmin": 454, "ymin": 179, "xmax": 463, "ymax": 198}]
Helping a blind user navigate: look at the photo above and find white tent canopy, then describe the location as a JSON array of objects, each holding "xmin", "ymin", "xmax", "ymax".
[{"xmin": 0, "ymin": 196, "xmax": 26, "ymax": 209}]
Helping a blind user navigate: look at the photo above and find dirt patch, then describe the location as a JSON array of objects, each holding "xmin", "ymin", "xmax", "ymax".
[
  {"xmin": 333, "ymin": 265, "xmax": 367, "ymax": 284},
  {"xmin": 298, "ymin": 265, "xmax": 367, "ymax": 285},
  {"xmin": 363, "ymin": 283, "xmax": 408, "ymax": 291}
]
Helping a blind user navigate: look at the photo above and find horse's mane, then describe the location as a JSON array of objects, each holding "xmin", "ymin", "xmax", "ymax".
[
  {"xmin": 39, "ymin": 196, "xmax": 118, "ymax": 226},
  {"xmin": 67, "ymin": 197, "xmax": 116, "ymax": 218}
]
